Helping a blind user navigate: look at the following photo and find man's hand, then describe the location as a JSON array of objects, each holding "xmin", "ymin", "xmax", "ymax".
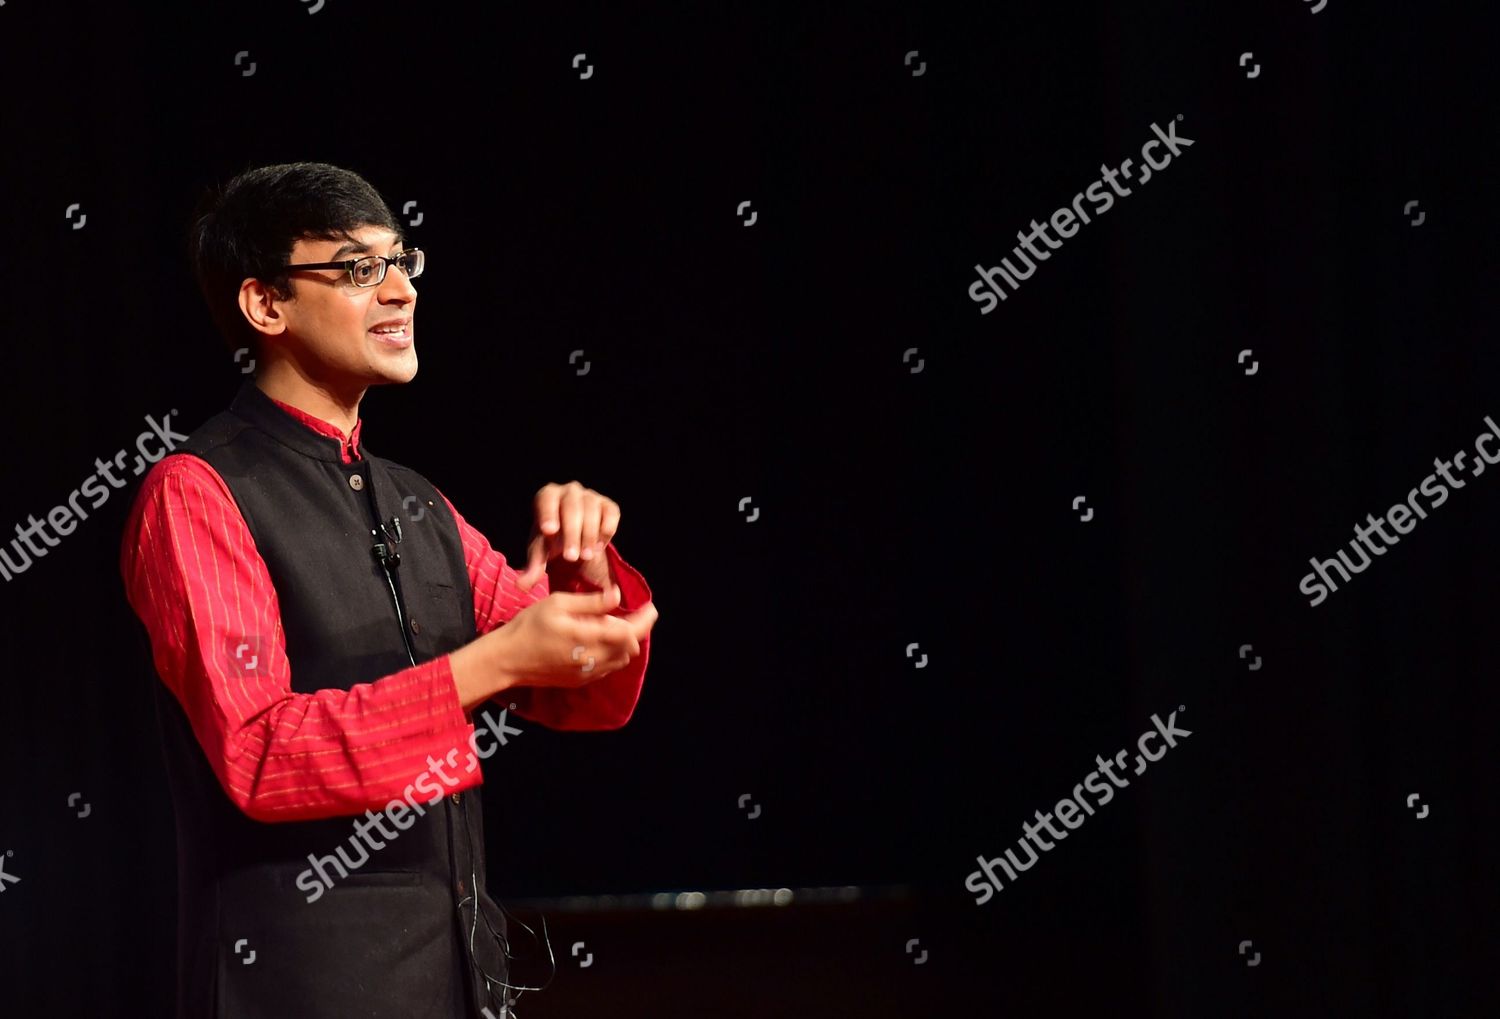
[
  {"xmin": 450, "ymin": 584, "xmax": 658, "ymax": 707},
  {"xmin": 494, "ymin": 584, "xmax": 657, "ymax": 690},
  {"xmin": 515, "ymin": 481, "xmax": 621, "ymax": 594}
]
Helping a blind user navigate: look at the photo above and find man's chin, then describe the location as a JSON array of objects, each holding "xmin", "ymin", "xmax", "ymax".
[{"xmin": 370, "ymin": 351, "xmax": 418, "ymax": 385}]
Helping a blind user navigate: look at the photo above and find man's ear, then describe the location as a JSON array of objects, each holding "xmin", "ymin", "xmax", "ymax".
[{"xmin": 238, "ymin": 277, "xmax": 288, "ymax": 339}]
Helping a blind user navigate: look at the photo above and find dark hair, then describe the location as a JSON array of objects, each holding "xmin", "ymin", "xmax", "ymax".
[{"xmin": 186, "ymin": 161, "xmax": 404, "ymax": 361}]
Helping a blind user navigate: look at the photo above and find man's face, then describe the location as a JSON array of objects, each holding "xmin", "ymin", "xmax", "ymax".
[{"xmin": 256, "ymin": 224, "xmax": 419, "ymax": 388}]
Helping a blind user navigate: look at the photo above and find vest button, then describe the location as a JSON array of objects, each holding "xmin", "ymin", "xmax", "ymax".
[
  {"xmin": 451, "ymin": 792, "xmax": 461, "ymax": 805},
  {"xmin": 410, "ymin": 618, "xmax": 421, "ymax": 635},
  {"xmin": 348, "ymin": 474, "xmax": 365, "ymax": 491}
]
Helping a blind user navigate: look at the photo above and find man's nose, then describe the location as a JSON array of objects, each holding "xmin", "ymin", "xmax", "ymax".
[{"xmin": 379, "ymin": 264, "xmax": 418, "ymax": 301}]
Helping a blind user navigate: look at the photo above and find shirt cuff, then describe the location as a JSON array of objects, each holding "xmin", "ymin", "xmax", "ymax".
[{"xmin": 564, "ymin": 543, "xmax": 651, "ymax": 612}]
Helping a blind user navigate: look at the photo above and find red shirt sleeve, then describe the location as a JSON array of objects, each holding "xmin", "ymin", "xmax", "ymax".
[
  {"xmin": 121, "ymin": 454, "xmax": 483, "ymax": 824},
  {"xmin": 434, "ymin": 487, "xmax": 652, "ymax": 731}
]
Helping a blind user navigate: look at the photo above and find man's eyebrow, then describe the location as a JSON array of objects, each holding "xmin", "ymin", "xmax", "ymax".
[{"xmin": 330, "ymin": 238, "xmax": 404, "ymax": 260}]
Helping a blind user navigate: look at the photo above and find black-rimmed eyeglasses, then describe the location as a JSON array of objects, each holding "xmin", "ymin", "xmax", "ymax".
[{"xmin": 282, "ymin": 247, "xmax": 425, "ymax": 288}]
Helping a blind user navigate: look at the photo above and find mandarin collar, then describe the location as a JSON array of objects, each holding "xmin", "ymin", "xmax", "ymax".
[{"xmin": 229, "ymin": 380, "xmax": 366, "ymax": 464}]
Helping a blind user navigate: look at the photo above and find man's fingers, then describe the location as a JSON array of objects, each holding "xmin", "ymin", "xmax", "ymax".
[
  {"xmin": 575, "ymin": 596, "xmax": 652, "ymax": 650},
  {"xmin": 579, "ymin": 505, "xmax": 600, "ymax": 560},
  {"xmin": 601, "ymin": 503, "xmax": 621, "ymax": 546},
  {"xmin": 620, "ymin": 601, "xmax": 657, "ymax": 642},
  {"xmin": 549, "ymin": 588, "xmax": 653, "ymax": 664},
  {"xmin": 597, "ymin": 614, "xmax": 642, "ymax": 658},
  {"xmin": 561, "ymin": 495, "xmax": 585, "ymax": 561},
  {"xmin": 549, "ymin": 584, "xmax": 623, "ymax": 611},
  {"xmin": 535, "ymin": 486, "xmax": 563, "ymax": 536},
  {"xmin": 517, "ymin": 534, "xmax": 550, "ymax": 591},
  {"xmin": 524, "ymin": 547, "xmax": 545, "ymax": 584}
]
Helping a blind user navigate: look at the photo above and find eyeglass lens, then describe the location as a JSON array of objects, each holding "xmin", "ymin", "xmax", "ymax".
[{"xmin": 351, "ymin": 249, "xmax": 424, "ymax": 286}]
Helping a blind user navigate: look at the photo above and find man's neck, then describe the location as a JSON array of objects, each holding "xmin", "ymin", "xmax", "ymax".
[{"xmin": 254, "ymin": 360, "xmax": 365, "ymax": 438}]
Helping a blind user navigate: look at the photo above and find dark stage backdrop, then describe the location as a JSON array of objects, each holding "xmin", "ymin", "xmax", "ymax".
[{"xmin": 1, "ymin": 2, "xmax": 1496, "ymax": 1016}]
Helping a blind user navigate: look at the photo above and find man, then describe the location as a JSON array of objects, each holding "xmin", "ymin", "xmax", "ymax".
[{"xmin": 120, "ymin": 161, "xmax": 658, "ymax": 1018}]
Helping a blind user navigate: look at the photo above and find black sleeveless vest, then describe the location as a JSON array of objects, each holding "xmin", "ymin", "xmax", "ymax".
[{"xmin": 149, "ymin": 379, "xmax": 511, "ymax": 1018}]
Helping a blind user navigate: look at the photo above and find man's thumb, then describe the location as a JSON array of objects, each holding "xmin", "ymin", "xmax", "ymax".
[{"xmin": 516, "ymin": 542, "xmax": 545, "ymax": 591}]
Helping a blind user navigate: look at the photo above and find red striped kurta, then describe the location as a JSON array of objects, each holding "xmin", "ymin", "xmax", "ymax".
[{"xmin": 120, "ymin": 396, "xmax": 652, "ymax": 823}]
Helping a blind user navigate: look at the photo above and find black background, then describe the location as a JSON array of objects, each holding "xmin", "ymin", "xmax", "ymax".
[{"xmin": 1, "ymin": 1, "xmax": 1496, "ymax": 1015}]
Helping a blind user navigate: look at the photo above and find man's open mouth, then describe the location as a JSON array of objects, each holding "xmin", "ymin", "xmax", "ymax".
[{"xmin": 370, "ymin": 321, "xmax": 412, "ymax": 344}]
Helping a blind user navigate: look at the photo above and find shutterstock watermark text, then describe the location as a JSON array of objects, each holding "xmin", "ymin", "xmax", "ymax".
[
  {"xmin": 965, "ymin": 707, "xmax": 1192, "ymax": 905},
  {"xmin": 969, "ymin": 118, "xmax": 1195, "ymax": 312},
  {"xmin": 296, "ymin": 706, "xmax": 523, "ymax": 903},
  {"xmin": 1299, "ymin": 415, "xmax": 1500, "ymax": 606},
  {"xmin": 0, "ymin": 410, "xmax": 188, "ymax": 582}
]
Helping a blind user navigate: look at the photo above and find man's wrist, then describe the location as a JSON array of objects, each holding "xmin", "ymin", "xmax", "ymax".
[
  {"xmin": 487, "ymin": 624, "xmax": 521, "ymax": 695},
  {"xmin": 449, "ymin": 626, "xmax": 520, "ymax": 710}
]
